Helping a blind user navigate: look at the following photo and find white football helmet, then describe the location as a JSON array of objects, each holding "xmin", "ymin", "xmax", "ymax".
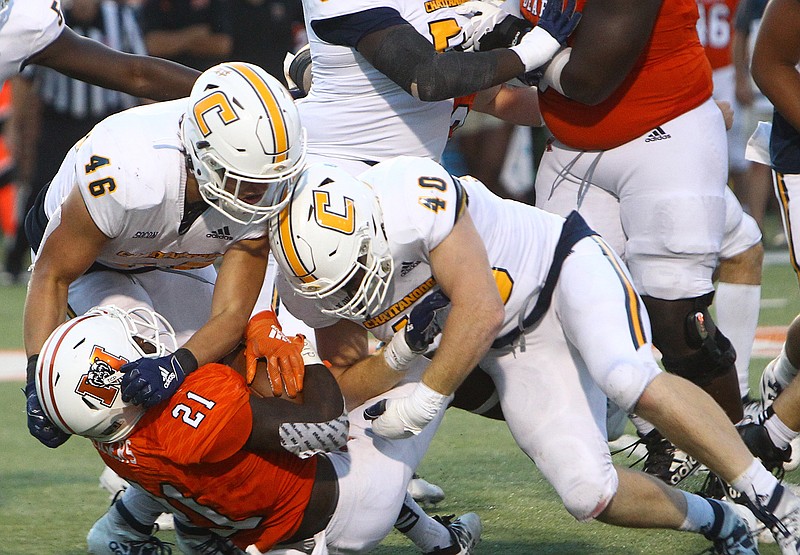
[
  {"xmin": 35, "ymin": 306, "xmax": 177, "ymax": 443},
  {"xmin": 269, "ymin": 163, "xmax": 395, "ymax": 320},
  {"xmin": 181, "ymin": 62, "xmax": 307, "ymax": 225}
]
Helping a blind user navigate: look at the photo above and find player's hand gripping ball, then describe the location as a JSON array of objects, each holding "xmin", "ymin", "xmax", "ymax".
[{"xmin": 245, "ymin": 311, "xmax": 305, "ymax": 398}]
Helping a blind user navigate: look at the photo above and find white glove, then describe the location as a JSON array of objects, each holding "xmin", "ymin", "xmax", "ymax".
[
  {"xmin": 510, "ymin": 0, "xmax": 580, "ymax": 72},
  {"xmin": 363, "ymin": 382, "xmax": 449, "ymax": 439},
  {"xmin": 509, "ymin": 26, "xmax": 561, "ymax": 73},
  {"xmin": 456, "ymin": 0, "xmax": 515, "ymax": 52}
]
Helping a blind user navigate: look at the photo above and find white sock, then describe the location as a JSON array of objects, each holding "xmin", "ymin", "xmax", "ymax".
[
  {"xmin": 774, "ymin": 346, "xmax": 800, "ymax": 389},
  {"xmin": 629, "ymin": 414, "xmax": 655, "ymax": 437},
  {"xmin": 119, "ymin": 486, "xmax": 162, "ymax": 527},
  {"xmin": 394, "ymin": 491, "xmax": 452, "ymax": 551},
  {"xmin": 731, "ymin": 458, "xmax": 780, "ymax": 507},
  {"xmin": 765, "ymin": 409, "xmax": 799, "ymax": 450},
  {"xmin": 715, "ymin": 282, "xmax": 761, "ymax": 398}
]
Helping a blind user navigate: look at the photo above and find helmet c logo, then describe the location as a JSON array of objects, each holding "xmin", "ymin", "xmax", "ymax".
[
  {"xmin": 193, "ymin": 91, "xmax": 240, "ymax": 137},
  {"xmin": 75, "ymin": 346, "xmax": 129, "ymax": 407},
  {"xmin": 313, "ymin": 191, "xmax": 355, "ymax": 234}
]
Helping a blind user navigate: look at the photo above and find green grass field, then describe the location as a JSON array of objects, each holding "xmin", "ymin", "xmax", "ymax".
[{"xmin": 1, "ymin": 260, "xmax": 800, "ymax": 554}]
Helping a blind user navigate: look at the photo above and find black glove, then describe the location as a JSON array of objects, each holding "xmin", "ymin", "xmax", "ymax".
[
  {"xmin": 25, "ymin": 354, "xmax": 70, "ymax": 448},
  {"xmin": 479, "ymin": 14, "xmax": 534, "ymax": 51},
  {"xmin": 288, "ymin": 45, "xmax": 313, "ymax": 97},
  {"xmin": 120, "ymin": 348, "xmax": 197, "ymax": 408},
  {"xmin": 404, "ymin": 290, "xmax": 451, "ymax": 353}
]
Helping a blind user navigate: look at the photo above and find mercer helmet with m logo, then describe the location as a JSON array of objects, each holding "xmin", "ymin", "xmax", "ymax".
[{"xmin": 36, "ymin": 306, "xmax": 177, "ymax": 443}]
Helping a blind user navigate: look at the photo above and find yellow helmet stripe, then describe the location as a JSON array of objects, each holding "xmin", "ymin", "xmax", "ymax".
[
  {"xmin": 227, "ymin": 62, "xmax": 289, "ymax": 163},
  {"xmin": 278, "ymin": 207, "xmax": 315, "ymax": 283}
]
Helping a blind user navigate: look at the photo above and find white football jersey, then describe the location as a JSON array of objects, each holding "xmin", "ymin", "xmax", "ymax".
[
  {"xmin": 0, "ymin": 0, "xmax": 65, "ymax": 81},
  {"xmin": 277, "ymin": 156, "xmax": 566, "ymax": 343},
  {"xmin": 298, "ymin": 0, "xmax": 471, "ymax": 165},
  {"xmin": 40, "ymin": 100, "xmax": 267, "ymax": 271}
]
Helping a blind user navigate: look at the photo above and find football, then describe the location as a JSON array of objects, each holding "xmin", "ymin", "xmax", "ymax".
[{"xmin": 237, "ymin": 355, "xmax": 304, "ymax": 403}]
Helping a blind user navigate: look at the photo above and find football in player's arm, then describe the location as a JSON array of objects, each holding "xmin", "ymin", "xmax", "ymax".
[{"xmin": 35, "ymin": 306, "xmax": 347, "ymax": 552}]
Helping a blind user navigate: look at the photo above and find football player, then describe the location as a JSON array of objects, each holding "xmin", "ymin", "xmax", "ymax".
[
  {"xmin": 22, "ymin": 61, "xmax": 307, "ymax": 540},
  {"xmin": 270, "ymin": 156, "xmax": 800, "ymax": 553},
  {"xmin": 737, "ymin": 0, "xmax": 800, "ymax": 475},
  {"xmin": 291, "ymin": 0, "xmax": 579, "ymax": 175},
  {"xmin": 459, "ymin": 0, "xmax": 770, "ymax": 486},
  {"xmin": 275, "ymin": 0, "xmax": 573, "ymax": 507},
  {"xmin": 696, "ymin": 0, "xmax": 766, "ymax": 418},
  {"xmin": 290, "ymin": 0, "xmax": 762, "ymax": 449},
  {"xmin": 1, "ymin": 0, "xmax": 197, "ymax": 99},
  {"xmin": 35, "ymin": 305, "xmax": 480, "ymax": 555}
]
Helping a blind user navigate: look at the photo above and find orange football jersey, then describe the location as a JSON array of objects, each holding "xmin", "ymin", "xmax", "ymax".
[
  {"xmin": 696, "ymin": 0, "xmax": 738, "ymax": 69},
  {"xmin": 94, "ymin": 363, "xmax": 317, "ymax": 551},
  {"xmin": 521, "ymin": 0, "xmax": 713, "ymax": 149}
]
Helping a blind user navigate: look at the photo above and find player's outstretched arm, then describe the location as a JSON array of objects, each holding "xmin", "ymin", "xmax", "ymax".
[
  {"xmin": 29, "ymin": 26, "xmax": 199, "ymax": 101},
  {"xmin": 121, "ymin": 237, "xmax": 269, "ymax": 408},
  {"xmin": 366, "ymin": 211, "xmax": 505, "ymax": 439},
  {"xmin": 473, "ymin": 84, "xmax": 543, "ymax": 127},
  {"xmin": 316, "ymin": 319, "xmax": 406, "ymax": 411},
  {"xmin": 24, "ymin": 186, "xmax": 109, "ymax": 447},
  {"xmin": 311, "ymin": 3, "xmax": 577, "ymax": 103},
  {"xmin": 24, "ymin": 186, "xmax": 109, "ymax": 363},
  {"xmin": 355, "ymin": 22, "xmax": 522, "ymax": 101}
]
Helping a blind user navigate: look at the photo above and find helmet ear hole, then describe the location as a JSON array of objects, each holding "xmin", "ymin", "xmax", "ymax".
[{"xmin": 82, "ymin": 397, "xmax": 101, "ymax": 410}]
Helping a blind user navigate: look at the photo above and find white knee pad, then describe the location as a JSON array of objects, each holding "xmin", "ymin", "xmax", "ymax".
[
  {"xmin": 720, "ymin": 188, "xmax": 762, "ymax": 259},
  {"xmin": 560, "ymin": 471, "xmax": 618, "ymax": 522},
  {"xmin": 600, "ymin": 358, "xmax": 660, "ymax": 414}
]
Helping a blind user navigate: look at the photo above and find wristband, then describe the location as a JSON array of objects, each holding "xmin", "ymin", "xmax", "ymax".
[
  {"xmin": 479, "ymin": 15, "xmax": 533, "ymax": 51},
  {"xmin": 289, "ymin": 48, "xmax": 313, "ymax": 96},
  {"xmin": 174, "ymin": 348, "xmax": 198, "ymax": 375},
  {"xmin": 540, "ymin": 47, "xmax": 571, "ymax": 96},
  {"xmin": 299, "ymin": 336, "xmax": 323, "ymax": 366},
  {"xmin": 26, "ymin": 354, "xmax": 39, "ymax": 383},
  {"xmin": 382, "ymin": 328, "xmax": 420, "ymax": 372},
  {"xmin": 405, "ymin": 381, "xmax": 449, "ymax": 429},
  {"xmin": 509, "ymin": 26, "xmax": 561, "ymax": 72}
]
